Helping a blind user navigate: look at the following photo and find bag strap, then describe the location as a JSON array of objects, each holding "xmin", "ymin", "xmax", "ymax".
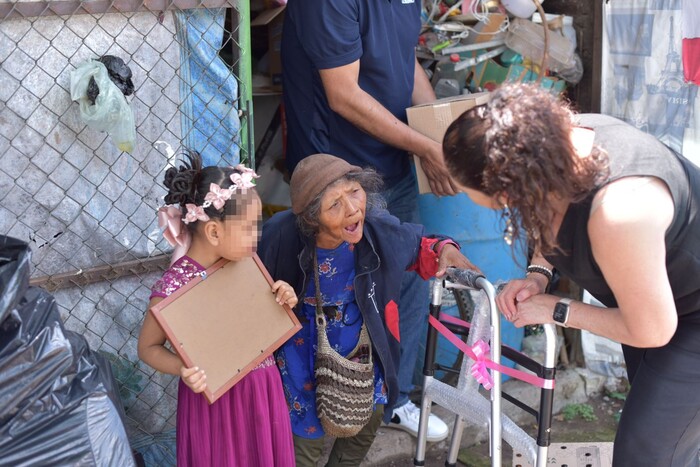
[
  {"xmin": 313, "ymin": 248, "xmax": 326, "ymax": 328},
  {"xmin": 313, "ymin": 246, "xmax": 371, "ymax": 341}
]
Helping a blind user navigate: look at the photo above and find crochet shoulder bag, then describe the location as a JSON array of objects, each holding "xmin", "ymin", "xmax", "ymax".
[{"xmin": 313, "ymin": 249, "xmax": 375, "ymax": 438}]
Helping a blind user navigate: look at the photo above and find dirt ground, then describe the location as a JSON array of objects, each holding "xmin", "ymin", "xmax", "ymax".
[{"xmin": 383, "ymin": 391, "xmax": 623, "ymax": 466}]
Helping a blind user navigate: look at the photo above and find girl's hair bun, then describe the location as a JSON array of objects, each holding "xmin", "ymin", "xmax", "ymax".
[
  {"xmin": 163, "ymin": 150, "xmax": 202, "ymax": 206},
  {"xmin": 162, "ymin": 150, "xmax": 258, "ymax": 228}
]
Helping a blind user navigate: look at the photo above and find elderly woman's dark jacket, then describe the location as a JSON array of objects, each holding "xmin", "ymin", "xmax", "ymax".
[{"xmin": 258, "ymin": 207, "xmax": 451, "ymax": 421}]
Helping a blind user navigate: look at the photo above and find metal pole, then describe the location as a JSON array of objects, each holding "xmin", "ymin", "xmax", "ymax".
[
  {"xmin": 479, "ymin": 278, "xmax": 502, "ymax": 467},
  {"xmin": 536, "ymin": 324, "xmax": 557, "ymax": 467},
  {"xmin": 238, "ymin": 0, "xmax": 254, "ymax": 167},
  {"xmin": 414, "ymin": 279, "xmax": 444, "ymax": 466}
]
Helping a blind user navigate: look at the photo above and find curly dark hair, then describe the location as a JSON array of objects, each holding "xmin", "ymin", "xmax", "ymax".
[
  {"xmin": 443, "ymin": 84, "xmax": 609, "ymax": 255},
  {"xmin": 163, "ymin": 150, "xmax": 257, "ymax": 230}
]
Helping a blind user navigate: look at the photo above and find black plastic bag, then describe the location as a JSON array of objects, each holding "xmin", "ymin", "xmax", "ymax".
[
  {"xmin": 0, "ymin": 236, "xmax": 135, "ymax": 466},
  {"xmin": 87, "ymin": 55, "xmax": 135, "ymax": 104}
]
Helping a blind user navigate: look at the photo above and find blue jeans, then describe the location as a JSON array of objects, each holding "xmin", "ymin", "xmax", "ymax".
[{"xmin": 381, "ymin": 170, "xmax": 429, "ymax": 409}]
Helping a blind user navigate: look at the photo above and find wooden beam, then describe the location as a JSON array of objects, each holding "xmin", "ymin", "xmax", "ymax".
[{"xmin": 30, "ymin": 254, "xmax": 170, "ymax": 292}]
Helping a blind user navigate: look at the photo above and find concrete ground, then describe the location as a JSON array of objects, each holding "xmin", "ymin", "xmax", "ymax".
[{"xmin": 343, "ymin": 367, "xmax": 612, "ymax": 466}]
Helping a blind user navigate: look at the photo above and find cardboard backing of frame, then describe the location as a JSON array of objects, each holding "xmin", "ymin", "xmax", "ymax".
[{"xmin": 150, "ymin": 254, "xmax": 301, "ymax": 403}]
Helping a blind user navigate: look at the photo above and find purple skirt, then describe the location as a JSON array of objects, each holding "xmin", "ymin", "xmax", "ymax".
[{"xmin": 176, "ymin": 356, "xmax": 295, "ymax": 467}]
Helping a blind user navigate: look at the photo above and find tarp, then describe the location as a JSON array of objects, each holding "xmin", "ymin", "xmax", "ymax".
[
  {"xmin": 601, "ymin": 0, "xmax": 699, "ymax": 162},
  {"xmin": 0, "ymin": 236, "xmax": 135, "ymax": 466},
  {"xmin": 175, "ymin": 8, "xmax": 241, "ymax": 166}
]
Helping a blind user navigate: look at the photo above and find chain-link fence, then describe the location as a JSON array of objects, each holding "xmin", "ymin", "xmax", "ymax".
[{"xmin": 1, "ymin": 0, "xmax": 251, "ymax": 456}]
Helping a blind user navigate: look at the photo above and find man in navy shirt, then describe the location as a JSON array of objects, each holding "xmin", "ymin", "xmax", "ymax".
[
  {"xmin": 281, "ymin": 0, "xmax": 453, "ymax": 457},
  {"xmin": 282, "ymin": 0, "xmax": 455, "ymax": 195}
]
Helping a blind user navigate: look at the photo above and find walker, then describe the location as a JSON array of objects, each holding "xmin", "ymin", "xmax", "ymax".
[{"xmin": 414, "ymin": 268, "xmax": 558, "ymax": 467}]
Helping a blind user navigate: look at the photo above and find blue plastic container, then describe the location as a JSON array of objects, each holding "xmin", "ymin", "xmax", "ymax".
[{"xmin": 416, "ymin": 192, "xmax": 527, "ymax": 382}]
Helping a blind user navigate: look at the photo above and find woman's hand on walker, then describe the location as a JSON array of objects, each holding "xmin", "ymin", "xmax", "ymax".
[
  {"xmin": 181, "ymin": 366, "xmax": 207, "ymax": 393},
  {"xmin": 435, "ymin": 244, "xmax": 480, "ymax": 278},
  {"xmin": 272, "ymin": 280, "xmax": 298, "ymax": 308},
  {"xmin": 509, "ymin": 294, "xmax": 560, "ymax": 328},
  {"xmin": 497, "ymin": 276, "xmax": 547, "ymax": 321}
]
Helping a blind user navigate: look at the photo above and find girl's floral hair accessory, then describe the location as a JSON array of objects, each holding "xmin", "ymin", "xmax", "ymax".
[{"xmin": 180, "ymin": 164, "xmax": 259, "ymax": 225}]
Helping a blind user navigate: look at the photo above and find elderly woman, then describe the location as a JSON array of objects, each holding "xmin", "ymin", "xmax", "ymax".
[
  {"xmin": 442, "ymin": 83, "xmax": 700, "ymax": 466},
  {"xmin": 258, "ymin": 153, "xmax": 475, "ymax": 466}
]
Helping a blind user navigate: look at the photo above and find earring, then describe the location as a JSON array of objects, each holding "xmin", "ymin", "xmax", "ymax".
[{"xmin": 503, "ymin": 204, "xmax": 514, "ymax": 246}]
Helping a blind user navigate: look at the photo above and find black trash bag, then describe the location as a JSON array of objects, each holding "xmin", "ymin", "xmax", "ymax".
[
  {"xmin": 86, "ymin": 77, "xmax": 101, "ymax": 106},
  {"xmin": 86, "ymin": 55, "xmax": 134, "ymax": 105},
  {"xmin": 0, "ymin": 236, "xmax": 135, "ymax": 467}
]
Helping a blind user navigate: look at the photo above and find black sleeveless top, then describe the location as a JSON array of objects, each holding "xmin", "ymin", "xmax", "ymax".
[{"xmin": 545, "ymin": 114, "xmax": 700, "ymax": 316}]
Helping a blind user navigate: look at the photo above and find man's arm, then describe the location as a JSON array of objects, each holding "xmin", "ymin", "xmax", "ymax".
[
  {"xmin": 412, "ymin": 58, "xmax": 436, "ymax": 105},
  {"xmin": 319, "ymin": 59, "xmax": 457, "ymax": 196}
]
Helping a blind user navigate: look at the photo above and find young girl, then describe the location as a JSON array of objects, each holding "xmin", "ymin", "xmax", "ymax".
[{"xmin": 138, "ymin": 151, "xmax": 297, "ymax": 467}]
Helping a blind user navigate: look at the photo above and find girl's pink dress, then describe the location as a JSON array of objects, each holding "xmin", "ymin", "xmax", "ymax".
[{"xmin": 150, "ymin": 255, "xmax": 295, "ymax": 467}]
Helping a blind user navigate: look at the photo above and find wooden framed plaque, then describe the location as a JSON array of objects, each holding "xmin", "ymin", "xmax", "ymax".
[{"xmin": 150, "ymin": 254, "xmax": 301, "ymax": 404}]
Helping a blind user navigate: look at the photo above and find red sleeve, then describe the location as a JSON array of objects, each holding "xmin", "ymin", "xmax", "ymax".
[{"xmin": 407, "ymin": 237, "xmax": 441, "ymax": 280}]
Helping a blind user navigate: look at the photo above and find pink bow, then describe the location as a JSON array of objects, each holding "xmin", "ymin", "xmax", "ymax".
[
  {"xmin": 204, "ymin": 183, "xmax": 231, "ymax": 210},
  {"xmin": 158, "ymin": 206, "xmax": 192, "ymax": 265},
  {"xmin": 470, "ymin": 340, "xmax": 494, "ymax": 390},
  {"xmin": 231, "ymin": 164, "xmax": 259, "ymax": 189},
  {"xmin": 235, "ymin": 164, "xmax": 257, "ymax": 176},
  {"xmin": 184, "ymin": 204, "xmax": 210, "ymax": 224}
]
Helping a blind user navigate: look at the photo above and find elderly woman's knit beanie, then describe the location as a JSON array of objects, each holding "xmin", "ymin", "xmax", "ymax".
[{"xmin": 290, "ymin": 154, "xmax": 362, "ymax": 214}]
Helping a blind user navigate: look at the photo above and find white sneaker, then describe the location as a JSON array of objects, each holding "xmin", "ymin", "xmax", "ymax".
[{"xmin": 385, "ymin": 401, "xmax": 449, "ymax": 442}]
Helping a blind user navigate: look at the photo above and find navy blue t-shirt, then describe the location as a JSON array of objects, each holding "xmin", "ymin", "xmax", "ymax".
[{"xmin": 281, "ymin": 0, "xmax": 422, "ymax": 188}]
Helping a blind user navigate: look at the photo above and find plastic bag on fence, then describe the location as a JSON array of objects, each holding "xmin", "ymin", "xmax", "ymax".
[
  {"xmin": 70, "ymin": 59, "xmax": 136, "ymax": 154},
  {"xmin": 97, "ymin": 55, "xmax": 135, "ymax": 98},
  {"xmin": 0, "ymin": 236, "xmax": 135, "ymax": 466}
]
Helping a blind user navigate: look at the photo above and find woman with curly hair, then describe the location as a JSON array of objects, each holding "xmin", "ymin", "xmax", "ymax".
[{"xmin": 443, "ymin": 83, "xmax": 700, "ymax": 466}]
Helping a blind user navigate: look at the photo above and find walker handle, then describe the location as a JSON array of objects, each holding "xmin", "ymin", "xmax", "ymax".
[{"xmin": 446, "ymin": 268, "xmax": 486, "ymax": 289}]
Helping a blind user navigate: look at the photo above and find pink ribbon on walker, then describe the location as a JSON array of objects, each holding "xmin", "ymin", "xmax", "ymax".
[
  {"xmin": 158, "ymin": 205, "xmax": 191, "ymax": 265},
  {"xmin": 428, "ymin": 314, "xmax": 555, "ymax": 389},
  {"xmin": 470, "ymin": 340, "xmax": 494, "ymax": 389}
]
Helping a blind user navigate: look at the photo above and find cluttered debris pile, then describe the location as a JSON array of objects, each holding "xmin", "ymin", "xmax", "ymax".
[{"xmin": 418, "ymin": 0, "xmax": 583, "ymax": 97}]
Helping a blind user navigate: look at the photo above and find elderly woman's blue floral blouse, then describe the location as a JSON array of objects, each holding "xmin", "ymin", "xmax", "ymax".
[{"xmin": 275, "ymin": 241, "xmax": 387, "ymax": 439}]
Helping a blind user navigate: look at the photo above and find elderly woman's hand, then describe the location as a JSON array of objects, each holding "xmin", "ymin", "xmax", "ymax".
[{"xmin": 435, "ymin": 244, "xmax": 480, "ymax": 278}]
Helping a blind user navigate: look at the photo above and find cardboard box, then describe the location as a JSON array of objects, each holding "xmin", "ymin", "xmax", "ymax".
[
  {"xmin": 251, "ymin": 6, "xmax": 285, "ymax": 91},
  {"xmin": 406, "ymin": 92, "xmax": 490, "ymax": 194}
]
